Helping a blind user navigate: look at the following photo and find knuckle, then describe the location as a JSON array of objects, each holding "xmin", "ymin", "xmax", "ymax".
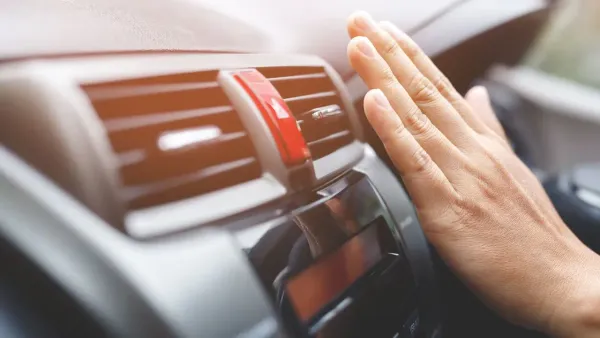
[
  {"xmin": 392, "ymin": 122, "xmax": 408, "ymax": 139},
  {"xmin": 410, "ymin": 147, "xmax": 432, "ymax": 175},
  {"xmin": 469, "ymin": 169, "xmax": 501, "ymax": 201},
  {"xmin": 451, "ymin": 195, "xmax": 486, "ymax": 227},
  {"xmin": 382, "ymin": 39, "xmax": 401, "ymax": 58},
  {"xmin": 408, "ymin": 72, "xmax": 438, "ymax": 105},
  {"xmin": 404, "ymin": 106, "xmax": 431, "ymax": 136},
  {"xmin": 482, "ymin": 149, "xmax": 508, "ymax": 174},
  {"xmin": 434, "ymin": 74, "xmax": 464, "ymax": 108},
  {"xmin": 380, "ymin": 122, "xmax": 407, "ymax": 145},
  {"xmin": 431, "ymin": 73, "xmax": 451, "ymax": 96},
  {"xmin": 479, "ymin": 179, "xmax": 499, "ymax": 201}
]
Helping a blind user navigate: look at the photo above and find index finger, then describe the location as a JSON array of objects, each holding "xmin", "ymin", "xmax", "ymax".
[
  {"xmin": 378, "ymin": 21, "xmax": 491, "ymax": 136},
  {"xmin": 347, "ymin": 36, "xmax": 466, "ymax": 175},
  {"xmin": 347, "ymin": 11, "xmax": 475, "ymax": 149}
]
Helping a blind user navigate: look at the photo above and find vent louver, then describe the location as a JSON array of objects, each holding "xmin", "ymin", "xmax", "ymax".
[
  {"xmin": 82, "ymin": 71, "xmax": 262, "ymax": 211},
  {"xmin": 258, "ymin": 66, "xmax": 354, "ymax": 160}
]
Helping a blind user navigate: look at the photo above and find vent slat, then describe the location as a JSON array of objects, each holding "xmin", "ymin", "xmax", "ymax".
[
  {"xmin": 82, "ymin": 70, "xmax": 262, "ymax": 212},
  {"xmin": 103, "ymin": 106, "xmax": 234, "ymax": 132},
  {"xmin": 90, "ymin": 86, "xmax": 230, "ymax": 119},
  {"xmin": 308, "ymin": 131, "xmax": 354, "ymax": 159},
  {"xmin": 283, "ymin": 91, "xmax": 337, "ymax": 104},
  {"xmin": 301, "ymin": 118, "xmax": 350, "ymax": 143},
  {"xmin": 270, "ymin": 76, "xmax": 334, "ymax": 99},
  {"xmin": 256, "ymin": 66, "xmax": 324, "ymax": 78},
  {"xmin": 86, "ymin": 82, "xmax": 220, "ymax": 100},
  {"xmin": 106, "ymin": 110, "xmax": 243, "ymax": 152},
  {"xmin": 264, "ymin": 66, "xmax": 354, "ymax": 160},
  {"xmin": 120, "ymin": 133, "xmax": 252, "ymax": 185},
  {"xmin": 268, "ymin": 73, "xmax": 327, "ymax": 82},
  {"xmin": 306, "ymin": 130, "xmax": 351, "ymax": 147},
  {"xmin": 124, "ymin": 158, "xmax": 262, "ymax": 210}
]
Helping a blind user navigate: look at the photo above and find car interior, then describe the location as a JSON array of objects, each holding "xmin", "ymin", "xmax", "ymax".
[{"xmin": 2, "ymin": 0, "xmax": 600, "ymax": 337}]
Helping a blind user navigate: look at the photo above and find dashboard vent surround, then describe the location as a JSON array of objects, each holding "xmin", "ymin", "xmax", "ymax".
[
  {"xmin": 258, "ymin": 66, "xmax": 354, "ymax": 160},
  {"xmin": 82, "ymin": 71, "xmax": 262, "ymax": 211}
]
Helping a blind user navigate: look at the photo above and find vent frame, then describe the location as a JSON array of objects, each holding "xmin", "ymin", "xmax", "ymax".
[
  {"xmin": 81, "ymin": 70, "xmax": 264, "ymax": 212},
  {"xmin": 5, "ymin": 53, "xmax": 364, "ymax": 237}
]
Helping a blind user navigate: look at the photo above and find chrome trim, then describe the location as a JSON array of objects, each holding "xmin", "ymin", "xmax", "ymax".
[
  {"xmin": 266, "ymin": 73, "xmax": 327, "ymax": 82},
  {"xmin": 306, "ymin": 104, "xmax": 343, "ymax": 121}
]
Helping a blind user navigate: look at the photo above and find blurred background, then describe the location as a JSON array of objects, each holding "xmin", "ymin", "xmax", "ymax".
[
  {"xmin": 527, "ymin": 0, "xmax": 600, "ymax": 89},
  {"xmin": 480, "ymin": 0, "xmax": 600, "ymax": 175}
]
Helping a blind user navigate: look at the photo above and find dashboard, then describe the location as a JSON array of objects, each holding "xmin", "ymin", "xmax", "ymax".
[
  {"xmin": 0, "ymin": 1, "xmax": 555, "ymax": 337},
  {"xmin": 0, "ymin": 52, "xmax": 438, "ymax": 338}
]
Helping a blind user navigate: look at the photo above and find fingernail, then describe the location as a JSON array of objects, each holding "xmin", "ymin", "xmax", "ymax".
[
  {"xmin": 354, "ymin": 12, "xmax": 377, "ymax": 32},
  {"xmin": 372, "ymin": 89, "xmax": 391, "ymax": 109},
  {"xmin": 356, "ymin": 38, "xmax": 376, "ymax": 58}
]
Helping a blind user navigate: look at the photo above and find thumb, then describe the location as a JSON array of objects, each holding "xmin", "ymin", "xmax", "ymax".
[{"xmin": 465, "ymin": 86, "xmax": 507, "ymax": 140}]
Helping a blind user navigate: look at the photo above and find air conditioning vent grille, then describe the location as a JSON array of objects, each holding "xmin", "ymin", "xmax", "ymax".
[
  {"xmin": 257, "ymin": 66, "xmax": 354, "ymax": 160},
  {"xmin": 82, "ymin": 70, "xmax": 262, "ymax": 210}
]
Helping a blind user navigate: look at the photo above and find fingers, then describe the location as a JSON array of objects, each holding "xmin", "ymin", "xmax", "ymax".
[
  {"xmin": 347, "ymin": 11, "xmax": 474, "ymax": 148},
  {"xmin": 378, "ymin": 21, "xmax": 491, "ymax": 136},
  {"xmin": 348, "ymin": 36, "xmax": 466, "ymax": 172},
  {"xmin": 465, "ymin": 86, "xmax": 507, "ymax": 140},
  {"xmin": 363, "ymin": 89, "xmax": 455, "ymax": 207}
]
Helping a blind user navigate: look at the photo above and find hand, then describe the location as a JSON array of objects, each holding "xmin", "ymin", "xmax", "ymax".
[{"xmin": 346, "ymin": 11, "xmax": 600, "ymax": 337}]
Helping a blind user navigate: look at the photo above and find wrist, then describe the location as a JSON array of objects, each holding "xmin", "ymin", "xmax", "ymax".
[{"xmin": 547, "ymin": 248, "xmax": 600, "ymax": 338}]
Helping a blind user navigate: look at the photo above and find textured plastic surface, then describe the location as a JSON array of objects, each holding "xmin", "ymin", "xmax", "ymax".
[{"xmin": 0, "ymin": 145, "xmax": 287, "ymax": 338}]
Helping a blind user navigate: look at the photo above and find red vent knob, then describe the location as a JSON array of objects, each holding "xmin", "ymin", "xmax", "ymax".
[{"xmin": 233, "ymin": 69, "xmax": 310, "ymax": 166}]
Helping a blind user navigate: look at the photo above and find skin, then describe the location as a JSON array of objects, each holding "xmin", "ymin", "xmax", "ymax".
[{"xmin": 345, "ymin": 11, "xmax": 600, "ymax": 338}]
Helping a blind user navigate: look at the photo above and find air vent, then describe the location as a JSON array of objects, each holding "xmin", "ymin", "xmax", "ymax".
[
  {"xmin": 82, "ymin": 71, "xmax": 262, "ymax": 211},
  {"xmin": 257, "ymin": 66, "xmax": 354, "ymax": 160}
]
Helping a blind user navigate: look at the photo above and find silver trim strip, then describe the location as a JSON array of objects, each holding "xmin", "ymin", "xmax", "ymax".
[
  {"xmin": 306, "ymin": 104, "xmax": 343, "ymax": 120},
  {"xmin": 157, "ymin": 129, "xmax": 244, "ymax": 152},
  {"xmin": 283, "ymin": 91, "xmax": 336, "ymax": 102},
  {"xmin": 267, "ymin": 72, "xmax": 327, "ymax": 82}
]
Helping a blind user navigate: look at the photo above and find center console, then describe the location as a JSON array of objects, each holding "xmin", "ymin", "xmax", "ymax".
[{"xmin": 246, "ymin": 173, "xmax": 422, "ymax": 338}]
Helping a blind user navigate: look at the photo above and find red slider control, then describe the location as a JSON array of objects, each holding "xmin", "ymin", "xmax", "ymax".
[{"xmin": 233, "ymin": 69, "xmax": 310, "ymax": 166}]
